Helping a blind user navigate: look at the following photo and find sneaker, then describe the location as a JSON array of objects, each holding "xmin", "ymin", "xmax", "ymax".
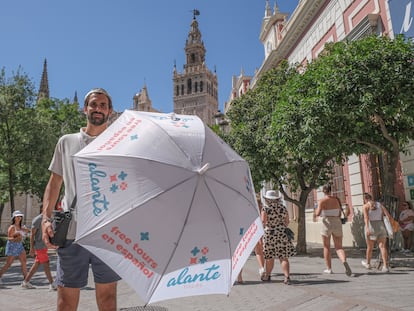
[
  {"xmin": 21, "ymin": 281, "xmax": 35, "ymax": 289},
  {"xmin": 343, "ymin": 261, "xmax": 352, "ymax": 276},
  {"xmin": 361, "ymin": 260, "xmax": 371, "ymax": 269},
  {"xmin": 323, "ymin": 269, "xmax": 333, "ymax": 274},
  {"xmin": 381, "ymin": 266, "xmax": 390, "ymax": 273},
  {"xmin": 49, "ymin": 283, "xmax": 57, "ymax": 291}
]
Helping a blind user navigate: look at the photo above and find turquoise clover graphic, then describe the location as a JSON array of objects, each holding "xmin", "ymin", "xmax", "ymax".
[
  {"xmin": 109, "ymin": 171, "xmax": 128, "ymax": 193},
  {"xmin": 140, "ymin": 232, "xmax": 149, "ymax": 241},
  {"xmin": 189, "ymin": 246, "xmax": 209, "ymax": 265}
]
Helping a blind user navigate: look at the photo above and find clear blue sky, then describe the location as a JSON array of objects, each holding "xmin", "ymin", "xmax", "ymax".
[{"xmin": 1, "ymin": 1, "xmax": 299, "ymax": 113}]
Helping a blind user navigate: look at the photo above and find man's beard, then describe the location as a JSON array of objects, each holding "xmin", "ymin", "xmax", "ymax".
[{"xmin": 88, "ymin": 112, "xmax": 108, "ymax": 126}]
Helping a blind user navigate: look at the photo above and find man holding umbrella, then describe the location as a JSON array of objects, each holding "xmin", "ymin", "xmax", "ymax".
[{"xmin": 41, "ymin": 88, "xmax": 120, "ymax": 311}]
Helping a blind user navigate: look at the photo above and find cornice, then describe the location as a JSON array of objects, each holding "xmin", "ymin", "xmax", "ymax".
[{"xmin": 259, "ymin": 13, "xmax": 289, "ymax": 42}]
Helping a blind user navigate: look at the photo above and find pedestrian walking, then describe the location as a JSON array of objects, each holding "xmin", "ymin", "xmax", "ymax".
[
  {"xmin": 315, "ymin": 184, "xmax": 352, "ymax": 276},
  {"xmin": 361, "ymin": 192, "xmax": 394, "ymax": 272},
  {"xmin": 0, "ymin": 210, "xmax": 30, "ymax": 285},
  {"xmin": 398, "ymin": 201, "xmax": 414, "ymax": 253},
  {"xmin": 261, "ymin": 190, "xmax": 295, "ymax": 284},
  {"xmin": 21, "ymin": 210, "xmax": 57, "ymax": 290}
]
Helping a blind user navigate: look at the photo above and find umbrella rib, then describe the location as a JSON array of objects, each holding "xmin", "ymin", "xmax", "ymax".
[
  {"xmin": 204, "ymin": 172, "xmax": 259, "ymax": 292},
  {"xmin": 206, "ymin": 173, "xmax": 258, "ymax": 214},
  {"xmin": 146, "ymin": 174, "xmax": 199, "ymax": 303},
  {"xmin": 202, "ymin": 176, "xmax": 234, "ymax": 293},
  {"xmin": 144, "ymin": 115, "xmax": 199, "ymax": 168},
  {"xmin": 76, "ymin": 168, "xmax": 197, "ymax": 243}
]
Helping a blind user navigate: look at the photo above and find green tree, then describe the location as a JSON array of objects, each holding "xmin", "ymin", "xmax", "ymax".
[
  {"xmin": 267, "ymin": 61, "xmax": 358, "ymax": 253},
  {"xmin": 226, "ymin": 61, "xmax": 296, "ymax": 190},
  {"xmin": 27, "ymin": 97, "xmax": 85, "ymax": 198},
  {"xmin": 0, "ymin": 68, "xmax": 85, "ymax": 225},
  {"xmin": 0, "ymin": 68, "xmax": 37, "ymax": 214},
  {"xmin": 225, "ymin": 35, "xmax": 414, "ymax": 253},
  {"xmin": 309, "ymin": 35, "xmax": 414, "ymax": 196},
  {"xmin": 226, "ymin": 61, "xmax": 342, "ymax": 253}
]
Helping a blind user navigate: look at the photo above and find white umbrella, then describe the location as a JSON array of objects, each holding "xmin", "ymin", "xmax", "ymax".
[{"xmin": 73, "ymin": 110, "xmax": 263, "ymax": 304}]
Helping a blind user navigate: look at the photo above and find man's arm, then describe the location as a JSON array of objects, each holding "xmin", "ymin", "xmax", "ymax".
[
  {"xmin": 29, "ymin": 226, "xmax": 36, "ymax": 256},
  {"xmin": 41, "ymin": 172, "xmax": 63, "ymax": 249}
]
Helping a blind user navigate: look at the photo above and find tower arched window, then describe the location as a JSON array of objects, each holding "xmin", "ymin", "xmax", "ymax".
[
  {"xmin": 181, "ymin": 84, "xmax": 184, "ymax": 95},
  {"xmin": 187, "ymin": 79, "xmax": 192, "ymax": 94},
  {"xmin": 176, "ymin": 85, "xmax": 179, "ymax": 96},
  {"xmin": 200, "ymin": 81, "xmax": 203, "ymax": 92},
  {"xmin": 191, "ymin": 53, "xmax": 196, "ymax": 63},
  {"xmin": 195, "ymin": 81, "xmax": 198, "ymax": 92}
]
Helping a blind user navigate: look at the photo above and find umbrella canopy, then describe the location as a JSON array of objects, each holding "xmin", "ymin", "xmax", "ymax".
[{"xmin": 73, "ymin": 110, "xmax": 263, "ymax": 304}]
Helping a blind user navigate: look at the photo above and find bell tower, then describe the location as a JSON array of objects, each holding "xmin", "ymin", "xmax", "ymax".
[{"xmin": 173, "ymin": 10, "xmax": 218, "ymax": 125}]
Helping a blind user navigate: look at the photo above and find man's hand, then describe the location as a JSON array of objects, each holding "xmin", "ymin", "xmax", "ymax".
[
  {"xmin": 29, "ymin": 248, "xmax": 35, "ymax": 257},
  {"xmin": 42, "ymin": 218, "xmax": 58, "ymax": 250}
]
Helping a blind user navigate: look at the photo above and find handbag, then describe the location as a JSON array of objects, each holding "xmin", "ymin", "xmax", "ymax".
[
  {"xmin": 336, "ymin": 197, "xmax": 347, "ymax": 225},
  {"xmin": 383, "ymin": 215, "xmax": 399, "ymax": 238},
  {"xmin": 285, "ymin": 227, "xmax": 295, "ymax": 241},
  {"xmin": 51, "ymin": 196, "xmax": 76, "ymax": 247}
]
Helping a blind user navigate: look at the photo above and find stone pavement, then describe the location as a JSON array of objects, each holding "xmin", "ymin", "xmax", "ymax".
[{"xmin": 1, "ymin": 244, "xmax": 414, "ymax": 311}]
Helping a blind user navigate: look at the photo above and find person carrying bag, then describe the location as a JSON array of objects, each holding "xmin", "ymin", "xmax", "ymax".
[{"xmin": 50, "ymin": 196, "xmax": 76, "ymax": 247}]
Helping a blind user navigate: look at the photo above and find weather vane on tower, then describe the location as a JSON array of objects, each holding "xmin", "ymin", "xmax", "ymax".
[{"xmin": 192, "ymin": 9, "xmax": 200, "ymax": 19}]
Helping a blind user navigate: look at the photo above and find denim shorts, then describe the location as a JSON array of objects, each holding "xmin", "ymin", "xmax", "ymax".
[
  {"xmin": 56, "ymin": 240, "xmax": 121, "ymax": 288},
  {"xmin": 5, "ymin": 241, "xmax": 25, "ymax": 257}
]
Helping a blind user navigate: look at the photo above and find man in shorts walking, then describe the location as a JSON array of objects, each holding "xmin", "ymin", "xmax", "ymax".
[{"xmin": 21, "ymin": 211, "xmax": 56, "ymax": 290}]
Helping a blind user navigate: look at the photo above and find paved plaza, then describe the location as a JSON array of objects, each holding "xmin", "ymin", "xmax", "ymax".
[{"xmin": 1, "ymin": 244, "xmax": 414, "ymax": 311}]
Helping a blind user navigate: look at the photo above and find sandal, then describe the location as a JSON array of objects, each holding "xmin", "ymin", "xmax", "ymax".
[
  {"xmin": 261, "ymin": 274, "xmax": 271, "ymax": 282},
  {"xmin": 284, "ymin": 276, "xmax": 291, "ymax": 285}
]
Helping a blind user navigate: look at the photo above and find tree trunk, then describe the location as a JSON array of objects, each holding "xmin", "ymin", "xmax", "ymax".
[
  {"xmin": 382, "ymin": 150, "xmax": 399, "ymax": 196},
  {"xmin": 8, "ymin": 164, "xmax": 15, "ymax": 212},
  {"xmin": 296, "ymin": 189, "xmax": 313, "ymax": 254},
  {"xmin": 0, "ymin": 202, "xmax": 4, "ymax": 231}
]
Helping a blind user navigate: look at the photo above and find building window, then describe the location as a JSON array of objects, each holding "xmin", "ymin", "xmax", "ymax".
[
  {"xmin": 195, "ymin": 81, "xmax": 198, "ymax": 92},
  {"xmin": 176, "ymin": 85, "xmax": 179, "ymax": 97},
  {"xmin": 187, "ymin": 79, "xmax": 192, "ymax": 94},
  {"xmin": 200, "ymin": 81, "xmax": 203, "ymax": 92},
  {"xmin": 181, "ymin": 85, "xmax": 184, "ymax": 95}
]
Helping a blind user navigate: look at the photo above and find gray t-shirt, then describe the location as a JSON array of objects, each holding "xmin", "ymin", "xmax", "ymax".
[
  {"xmin": 48, "ymin": 128, "xmax": 96, "ymax": 239},
  {"xmin": 32, "ymin": 214, "xmax": 46, "ymax": 250}
]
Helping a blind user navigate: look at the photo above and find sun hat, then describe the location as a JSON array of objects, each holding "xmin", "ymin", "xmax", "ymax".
[
  {"xmin": 263, "ymin": 190, "xmax": 280, "ymax": 200},
  {"xmin": 12, "ymin": 210, "xmax": 24, "ymax": 219}
]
